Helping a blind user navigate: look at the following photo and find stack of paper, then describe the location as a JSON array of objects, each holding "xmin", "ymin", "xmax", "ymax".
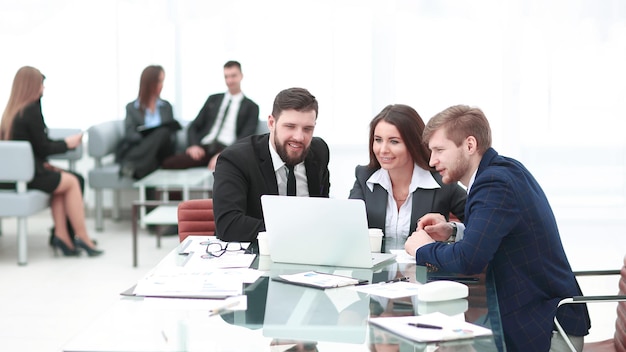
[
  {"xmin": 369, "ymin": 312, "xmax": 492, "ymax": 343},
  {"xmin": 128, "ymin": 237, "xmax": 263, "ymax": 299},
  {"xmin": 133, "ymin": 268, "xmax": 244, "ymax": 298}
]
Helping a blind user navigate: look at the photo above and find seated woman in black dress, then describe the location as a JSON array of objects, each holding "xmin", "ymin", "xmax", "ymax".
[{"xmin": 0, "ymin": 66, "xmax": 102, "ymax": 257}]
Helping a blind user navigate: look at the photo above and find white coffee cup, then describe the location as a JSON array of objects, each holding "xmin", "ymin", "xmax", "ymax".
[
  {"xmin": 257, "ymin": 231, "xmax": 270, "ymax": 256},
  {"xmin": 368, "ymin": 228, "xmax": 383, "ymax": 253}
]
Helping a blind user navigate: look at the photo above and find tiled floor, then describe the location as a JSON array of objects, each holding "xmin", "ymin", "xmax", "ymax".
[
  {"xmin": 0, "ymin": 211, "xmax": 181, "ymax": 351},
  {"xmin": 0, "ymin": 211, "xmax": 621, "ymax": 351}
]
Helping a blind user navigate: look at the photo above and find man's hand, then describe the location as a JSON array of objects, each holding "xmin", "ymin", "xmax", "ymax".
[
  {"xmin": 404, "ymin": 229, "xmax": 435, "ymax": 257},
  {"xmin": 186, "ymin": 145, "xmax": 205, "ymax": 161},
  {"xmin": 43, "ymin": 162, "xmax": 61, "ymax": 172},
  {"xmin": 208, "ymin": 153, "xmax": 220, "ymax": 170},
  {"xmin": 417, "ymin": 213, "xmax": 455, "ymax": 242}
]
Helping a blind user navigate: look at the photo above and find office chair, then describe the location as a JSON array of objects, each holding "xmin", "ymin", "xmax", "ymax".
[
  {"xmin": 554, "ymin": 254, "xmax": 626, "ymax": 352},
  {"xmin": 177, "ymin": 199, "xmax": 215, "ymax": 242}
]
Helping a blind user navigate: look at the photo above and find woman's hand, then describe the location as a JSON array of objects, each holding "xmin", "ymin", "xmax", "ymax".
[
  {"xmin": 404, "ymin": 229, "xmax": 435, "ymax": 257},
  {"xmin": 64, "ymin": 132, "xmax": 83, "ymax": 149}
]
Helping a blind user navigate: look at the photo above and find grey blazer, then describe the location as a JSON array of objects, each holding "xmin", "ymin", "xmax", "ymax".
[
  {"xmin": 123, "ymin": 99, "xmax": 177, "ymax": 143},
  {"xmin": 348, "ymin": 165, "xmax": 466, "ymax": 235}
]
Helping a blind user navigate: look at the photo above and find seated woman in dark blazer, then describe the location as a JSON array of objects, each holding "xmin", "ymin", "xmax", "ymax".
[
  {"xmin": 0, "ymin": 66, "xmax": 102, "ymax": 257},
  {"xmin": 117, "ymin": 65, "xmax": 180, "ymax": 179},
  {"xmin": 349, "ymin": 104, "xmax": 466, "ymax": 242}
]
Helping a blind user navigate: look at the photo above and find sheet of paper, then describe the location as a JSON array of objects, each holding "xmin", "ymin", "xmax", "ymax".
[
  {"xmin": 391, "ymin": 249, "xmax": 416, "ymax": 264},
  {"xmin": 186, "ymin": 252, "xmax": 257, "ymax": 269},
  {"xmin": 181, "ymin": 236, "xmax": 257, "ymax": 269},
  {"xmin": 369, "ymin": 312, "xmax": 492, "ymax": 343},
  {"xmin": 352, "ymin": 281, "xmax": 422, "ymax": 299},
  {"xmin": 133, "ymin": 268, "xmax": 243, "ymax": 298},
  {"xmin": 141, "ymin": 295, "xmax": 247, "ymax": 312}
]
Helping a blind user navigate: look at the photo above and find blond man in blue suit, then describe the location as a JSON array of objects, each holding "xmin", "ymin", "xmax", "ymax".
[{"xmin": 405, "ymin": 105, "xmax": 590, "ymax": 351}]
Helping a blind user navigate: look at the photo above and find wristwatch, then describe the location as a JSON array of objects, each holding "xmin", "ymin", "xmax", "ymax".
[{"xmin": 448, "ymin": 222, "xmax": 457, "ymax": 242}]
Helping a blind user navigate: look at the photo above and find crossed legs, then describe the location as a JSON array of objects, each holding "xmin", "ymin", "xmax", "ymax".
[{"xmin": 51, "ymin": 171, "xmax": 97, "ymax": 250}]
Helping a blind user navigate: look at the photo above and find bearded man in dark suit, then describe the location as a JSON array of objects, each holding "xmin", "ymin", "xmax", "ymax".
[{"xmin": 213, "ymin": 87, "xmax": 330, "ymax": 242}]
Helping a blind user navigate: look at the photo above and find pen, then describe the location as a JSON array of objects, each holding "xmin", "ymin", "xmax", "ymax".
[
  {"xmin": 208, "ymin": 300, "xmax": 239, "ymax": 316},
  {"xmin": 408, "ymin": 322, "xmax": 443, "ymax": 330},
  {"xmin": 380, "ymin": 276, "xmax": 409, "ymax": 284}
]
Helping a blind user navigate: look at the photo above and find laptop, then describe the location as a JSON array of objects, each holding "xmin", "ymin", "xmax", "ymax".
[{"xmin": 260, "ymin": 195, "xmax": 396, "ymax": 268}]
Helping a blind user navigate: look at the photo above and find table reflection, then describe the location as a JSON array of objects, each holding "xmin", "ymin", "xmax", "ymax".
[
  {"xmin": 269, "ymin": 339, "xmax": 319, "ymax": 352},
  {"xmin": 219, "ymin": 258, "xmax": 497, "ymax": 351}
]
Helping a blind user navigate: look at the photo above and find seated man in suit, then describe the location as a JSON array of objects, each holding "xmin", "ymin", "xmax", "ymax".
[
  {"xmin": 212, "ymin": 87, "xmax": 330, "ymax": 242},
  {"xmin": 405, "ymin": 105, "xmax": 590, "ymax": 351},
  {"xmin": 162, "ymin": 60, "xmax": 259, "ymax": 170}
]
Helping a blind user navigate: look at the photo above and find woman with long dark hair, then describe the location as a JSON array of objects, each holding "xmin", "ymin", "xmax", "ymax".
[
  {"xmin": 349, "ymin": 104, "xmax": 466, "ymax": 242},
  {"xmin": 117, "ymin": 65, "xmax": 180, "ymax": 179}
]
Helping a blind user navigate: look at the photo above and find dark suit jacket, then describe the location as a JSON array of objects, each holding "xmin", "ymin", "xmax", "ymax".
[
  {"xmin": 213, "ymin": 134, "xmax": 330, "ymax": 242},
  {"xmin": 11, "ymin": 99, "xmax": 68, "ymax": 178},
  {"xmin": 348, "ymin": 165, "xmax": 466, "ymax": 235},
  {"xmin": 414, "ymin": 148, "xmax": 590, "ymax": 351},
  {"xmin": 187, "ymin": 93, "xmax": 259, "ymax": 146}
]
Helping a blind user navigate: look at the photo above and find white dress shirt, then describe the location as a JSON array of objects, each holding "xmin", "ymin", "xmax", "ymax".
[
  {"xmin": 201, "ymin": 92, "xmax": 244, "ymax": 146},
  {"xmin": 366, "ymin": 164, "xmax": 441, "ymax": 239},
  {"xmin": 268, "ymin": 139, "xmax": 309, "ymax": 196},
  {"xmin": 134, "ymin": 99, "xmax": 165, "ymax": 128},
  {"xmin": 451, "ymin": 168, "xmax": 477, "ymax": 241}
]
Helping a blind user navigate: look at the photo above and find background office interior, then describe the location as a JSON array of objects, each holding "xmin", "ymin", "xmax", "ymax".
[{"xmin": 1, "ymin": 0, "xmax": 625, "ymax": 268}]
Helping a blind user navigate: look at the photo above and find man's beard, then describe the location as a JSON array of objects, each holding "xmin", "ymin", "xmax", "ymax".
[
  {"xmin": 444, "ymin": 153, "xmax": 470, "ymax": 184},
  {"xmin": 275, "ymin": 135, "xmax": 309, "ymax": 166}
]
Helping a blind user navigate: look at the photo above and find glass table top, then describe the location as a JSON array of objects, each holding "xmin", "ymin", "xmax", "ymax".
[{"xmin": 63, "ymin": 238, "xmax": 500, "ymax": 352}]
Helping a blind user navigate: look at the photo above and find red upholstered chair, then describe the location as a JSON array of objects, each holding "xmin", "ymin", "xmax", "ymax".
[
  {"xmin": 555, "ymin": 254, "xmax": 626, "ymax": 352},
  {"xmin": 177, "ymin": 199, "xmax": 215, "ymax": 243}
]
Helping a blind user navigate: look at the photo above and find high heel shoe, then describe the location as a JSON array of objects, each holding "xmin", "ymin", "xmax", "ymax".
[
  {"xmin": 51, "ymin": 237, "xmax": 79, "ymax": 257},
  {"xmin": 119, "ymin": 163, "xmax": 135, "ymax": 179},
  {"xmin": 75, "ymin": 238, "xmax": 104, "ymax": 257}
]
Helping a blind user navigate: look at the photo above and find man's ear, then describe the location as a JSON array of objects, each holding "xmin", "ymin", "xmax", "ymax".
[
  {"xmin": 267, "ymin": 115, "xmax": 275, "ymax": 131},
  {"xmin": 465, "ymin": 136, "xmax": 478, "ymax": 155}
]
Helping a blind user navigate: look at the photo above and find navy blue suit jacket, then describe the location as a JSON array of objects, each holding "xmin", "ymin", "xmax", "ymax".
[
  {"xmin": 213, "ymin": 134, "xmax": 330, "ymax": 242},
  {"xmin": 415, "ymin": 148, "xmax": 590, "ymax": 351}
]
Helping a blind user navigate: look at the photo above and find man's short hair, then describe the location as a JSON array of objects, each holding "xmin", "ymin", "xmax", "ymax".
[
  {"xmin": 271, "ymin": 87, "xmax": 318, "ymax": 120},
  {"xmin": 224, "ymin": 60, "xmax": 242, "ymax": 71},
  {"xmin": 423, "ymin": 104, "xmax": 492, "ymax": 154}
]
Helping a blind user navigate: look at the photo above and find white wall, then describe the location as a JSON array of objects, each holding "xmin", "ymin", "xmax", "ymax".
[{"xmin": 2, "ymin": 0, "xmax": 625, "ymax": 267}]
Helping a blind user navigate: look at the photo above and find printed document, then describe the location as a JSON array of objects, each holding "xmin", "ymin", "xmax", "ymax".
[{"xmin": 369, "ymin": 312, "xmax": 492, "ymax": 343}]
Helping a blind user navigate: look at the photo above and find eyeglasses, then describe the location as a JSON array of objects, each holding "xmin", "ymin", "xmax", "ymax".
[{"xmin": 201, "ymin": 241, "xmax": 248, "ymax": 259}]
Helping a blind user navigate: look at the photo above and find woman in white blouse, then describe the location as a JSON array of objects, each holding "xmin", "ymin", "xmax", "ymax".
[{"xmin": 349, "ymin": 104, "xmax": 466, "ymax": 243}]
